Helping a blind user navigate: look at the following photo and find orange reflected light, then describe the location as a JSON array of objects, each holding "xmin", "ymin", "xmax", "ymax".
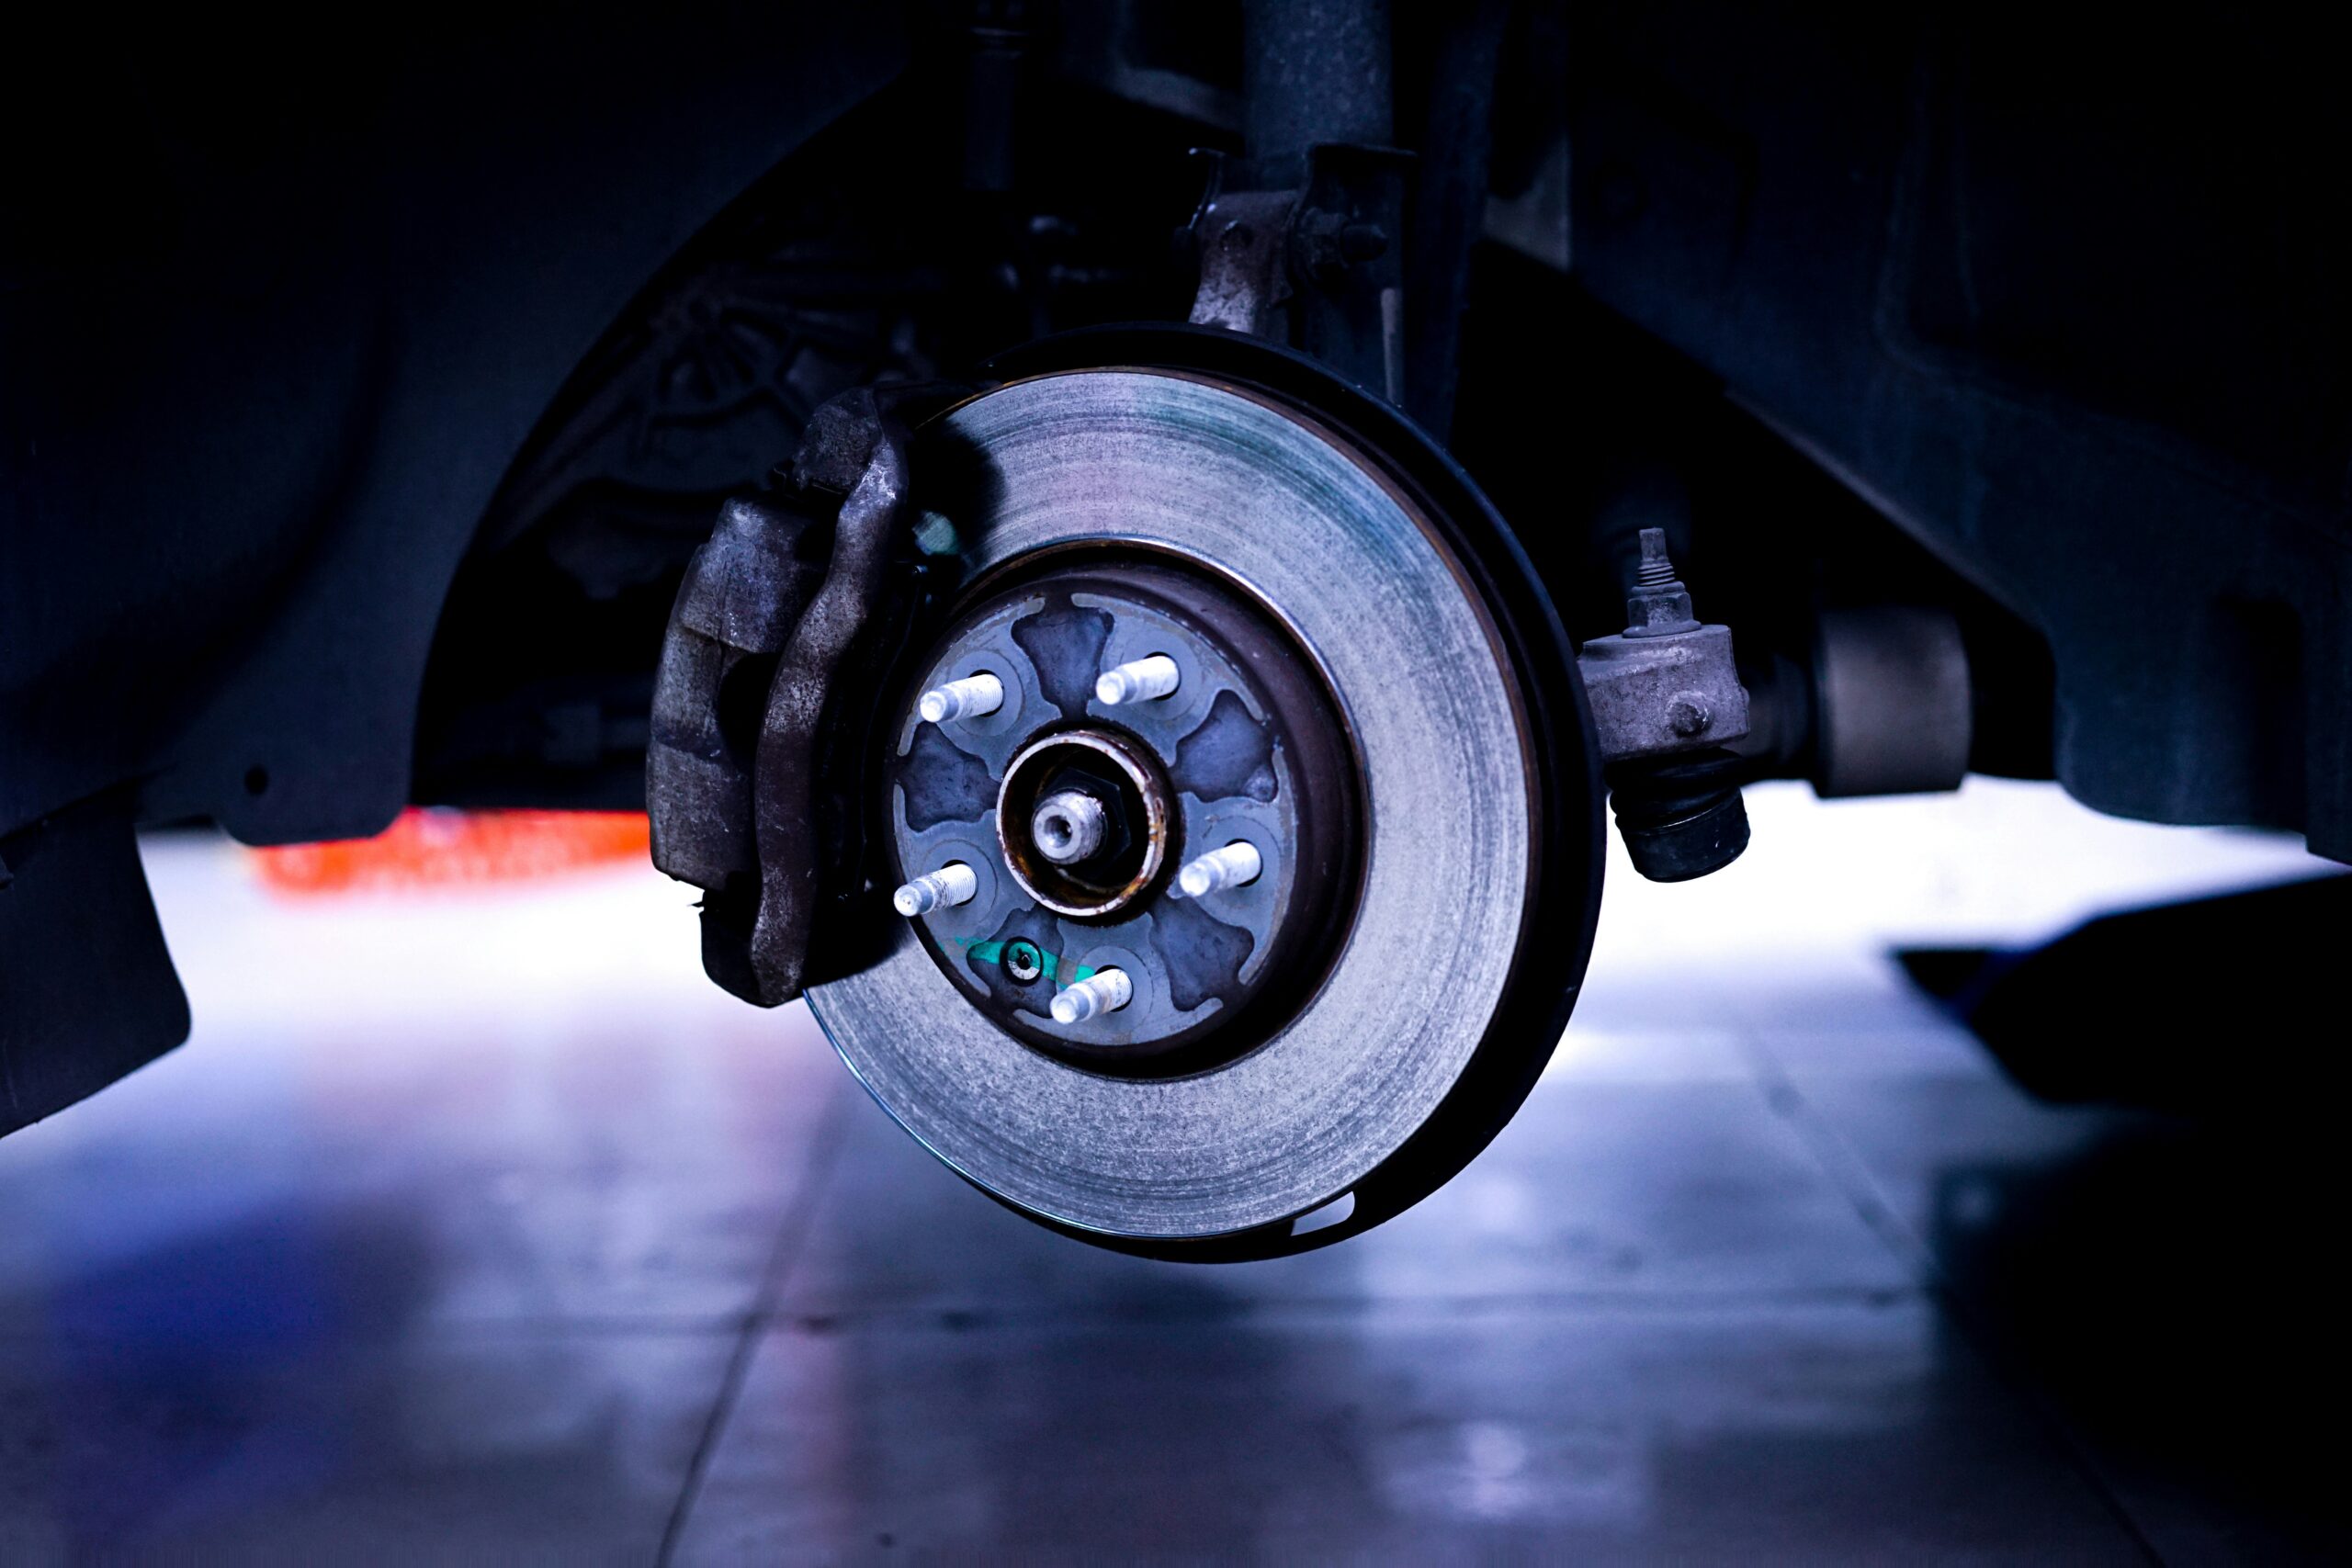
[{"xmin": 251, "ymin": 809, "xmax": 650, "ymax": 896}]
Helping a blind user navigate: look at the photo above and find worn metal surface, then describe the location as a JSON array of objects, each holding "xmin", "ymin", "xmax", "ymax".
[
  {"xmin": 1185, "ymin": 141, "xmax": 1408, "ymax": 403},
  {"xmin": 1577, "ymin": 530, "xmax": 1751, "ymax": 763},
  {"xmin": 745, "ymin": 392, "xmax": 912, "ymax": 1006},
  {"xmin": 646, "ymin": 497, "xmax": 823, "ymax": 898},
  {"xmin": 1578, "ymin": 529, "xmax": 1753, "ymax": 882},
  {"xmin": 1579, "ymin": 625, "xmax": 1750, "ymax": 761},
  {"xmin": 808, "ymin": 368, "xmax": 1536, "ymax": 1240},
  {"xmin": 1187, "ymin": 182, "xmax": 1300, "ymax": 337},
  {"xmin": 647, "ymin": 389, "xmax": 931, "ymax": 1009}
]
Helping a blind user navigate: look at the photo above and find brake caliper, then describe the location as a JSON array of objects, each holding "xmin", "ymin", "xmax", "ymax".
[{"xmin": 646, "ymin": 386, "xmax": 954, "ymax": 1005}]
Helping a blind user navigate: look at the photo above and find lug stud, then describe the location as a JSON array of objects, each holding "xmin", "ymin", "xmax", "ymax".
[
  {"xmin": 1174, "ymin": 840, "xmax": 1263, "ymax": 899},
  {"xmin": 1094, "ymin": 654, "xmax": 1180, "ymax": 705},
  {"xmin": 1031, "ymin": 789, "xmax": 1109, "ymax": 864},
  {"xmin": 891, "ymin": 862, "xmax": 978, "ymax": 917},
  {"xmin": 918, "ymin": 672, "xmax": 1004, "ymax": 725},
  {"xmin": 1050, "ymin": 966, "xmax": 1133, "ymax": 1025}
]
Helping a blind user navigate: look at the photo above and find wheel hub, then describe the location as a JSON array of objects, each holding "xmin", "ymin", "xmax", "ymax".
[{"xmin": 884, "ymin": 557, "xmax": 1357, "ymax": 1074}]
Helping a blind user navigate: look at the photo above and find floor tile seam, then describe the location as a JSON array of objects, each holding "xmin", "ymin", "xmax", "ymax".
[
  {"xmin": 0, "ymin": 1315, "xmax": 753, "ymax": 1348},
  {"xmin": 750, "ymin": 1283, "xmax": 1935, "ymax": 1336},
  {"xmin": 655, "ymin": 1078, "xmax": 856, "ymax": 1566},
  {"xmin": 1736, "ymin": 1024, "xmax": 2166, "ymax": 1565}
]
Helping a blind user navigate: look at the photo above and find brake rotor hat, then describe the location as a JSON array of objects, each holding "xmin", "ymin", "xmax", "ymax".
[
  {"xmin": 808, "ymin": 369, "xmax": 1534, "ymax": 1241},
  {"xmin": 885, "ymin": 554, "xmax": 1356, "ymax": 1077}
]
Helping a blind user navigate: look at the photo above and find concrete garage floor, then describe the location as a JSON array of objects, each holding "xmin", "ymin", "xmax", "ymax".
[{"xmin": 0, "ymin": 782, "xmax": 2339, "ymax": 1563}]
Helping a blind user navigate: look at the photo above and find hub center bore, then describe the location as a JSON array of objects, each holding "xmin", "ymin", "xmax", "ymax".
[{"xmin": 997, "ymin": 728, "xmax": 1173, "ymax": 919}]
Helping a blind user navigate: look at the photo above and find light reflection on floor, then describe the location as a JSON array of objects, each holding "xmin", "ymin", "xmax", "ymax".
[{"xmin": 0, "ymin": 780, "xmax": 2336, "ymax": 1562}]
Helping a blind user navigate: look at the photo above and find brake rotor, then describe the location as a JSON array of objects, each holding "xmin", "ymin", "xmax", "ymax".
[{"xmin": 806, "ymin": 329, "xmax": 1603, "ymax": 1258}]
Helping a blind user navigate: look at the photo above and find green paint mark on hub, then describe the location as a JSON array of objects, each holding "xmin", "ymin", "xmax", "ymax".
[{"xmin": 950, "ymin": 934, "xmax": 1094, "ymax": 987}]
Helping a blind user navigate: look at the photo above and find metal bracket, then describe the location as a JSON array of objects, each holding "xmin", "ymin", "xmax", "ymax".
[
  {"xmin": 1577, "ymin": 528, "xmax": 1756, "ymax": 882},
  {"xmin": 1188, "ymin": 179, "xmax": 1300, "ymax": 338},
  {"xmin": 1183, "ymin": 145, "xmax": 1410, "ymax": 401},
  {"xmin": 1577, "ymin": 528, "xmax": 1751, "ymax": 763}
]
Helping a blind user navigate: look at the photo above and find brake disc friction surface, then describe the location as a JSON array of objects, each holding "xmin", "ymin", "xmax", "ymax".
[{"xmin": 807, "ymin": 369, "xmax": 1534, "ymax": 1240}]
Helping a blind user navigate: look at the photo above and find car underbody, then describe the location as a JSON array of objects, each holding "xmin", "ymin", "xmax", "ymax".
[{"xmin": 6, "ymin": 4, "xmax": 2346, "ymax": 1252}]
